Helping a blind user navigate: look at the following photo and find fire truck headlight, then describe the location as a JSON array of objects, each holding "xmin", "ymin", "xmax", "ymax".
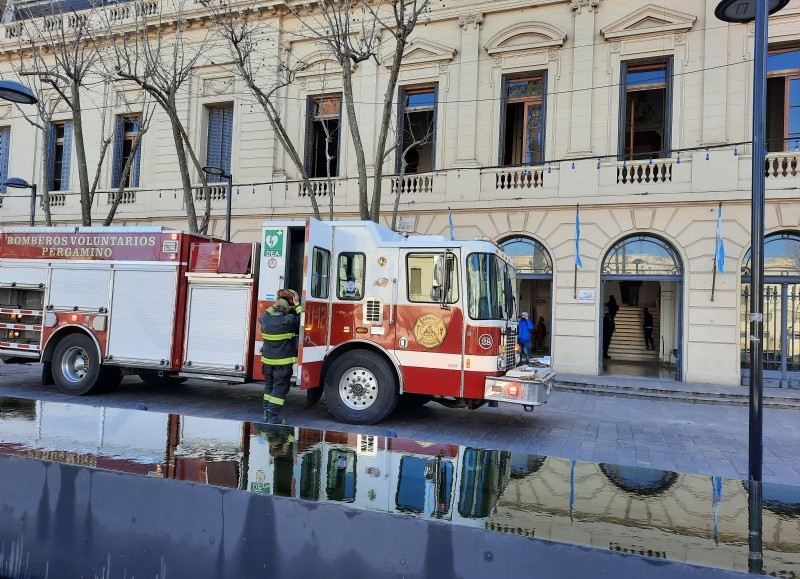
[
  {"xmin": 497, "ymin": 356, "xmax": 505, "ymax": 370},
  {"xmin": 44, "ymin": 312, "xmax": 57, "ymax": 328}
]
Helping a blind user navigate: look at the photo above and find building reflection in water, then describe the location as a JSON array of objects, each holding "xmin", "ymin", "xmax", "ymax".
[{"xmin": 0, "ymin": 397, "xmax": 799, "ymax": 576}]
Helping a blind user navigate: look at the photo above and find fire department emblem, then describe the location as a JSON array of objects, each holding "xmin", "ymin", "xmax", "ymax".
[{"xmin": 413, "ymin": 314, "xmax": 447, "ymax": 349}]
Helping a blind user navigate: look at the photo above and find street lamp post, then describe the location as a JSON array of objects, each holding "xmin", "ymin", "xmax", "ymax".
[
  {"xmin": 4, "ymin": 177, "xmax": 38, "ymax": 226},
  {"xmin": 201, "ymin": 166, "xmax": 233, "ymax": 242},
  {"xmin": 715, "ymin": 0, "xmax": 789, "ymax": 573}
]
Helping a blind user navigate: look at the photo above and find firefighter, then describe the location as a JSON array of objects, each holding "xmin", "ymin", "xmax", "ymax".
[{"xmin": 260, "ymin": 289, "xmax": 301, "ymax": 424}]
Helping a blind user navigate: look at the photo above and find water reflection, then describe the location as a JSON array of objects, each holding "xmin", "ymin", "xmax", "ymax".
[{"xmin": 1, "ymin": 397, "xmax": 799, "ymax": 576}]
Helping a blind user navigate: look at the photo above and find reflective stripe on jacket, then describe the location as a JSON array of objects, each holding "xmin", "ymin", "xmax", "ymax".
[{"xmin": 260, "ymin": 306, "xmax": 300, "ymax": 365}]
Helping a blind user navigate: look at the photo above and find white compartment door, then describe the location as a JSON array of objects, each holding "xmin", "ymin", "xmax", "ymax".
[
  {"xmin": 106, "ymin": 268, "xmax": 178, "ymax": 365},
  {"xmin": 0, "ymin": 263, "xmax": 49, "ymax": 288},
  {"xmin": 183, "ymin": 284, "xmax": 251, "ymax": 373},
  {"xmin": 49, "ymin": 267, "xmax": 111, "ymax": 310}
]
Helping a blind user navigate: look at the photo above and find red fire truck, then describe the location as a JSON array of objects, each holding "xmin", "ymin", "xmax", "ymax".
[{"xmin": 0, "ymin": 219, "xmax": 552, "ymax": 424}]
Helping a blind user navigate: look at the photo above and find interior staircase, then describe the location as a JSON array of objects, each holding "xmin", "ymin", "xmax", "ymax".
[{"xmin": 607, "ymin": 305, "xmax": 659, "ymax": 362}]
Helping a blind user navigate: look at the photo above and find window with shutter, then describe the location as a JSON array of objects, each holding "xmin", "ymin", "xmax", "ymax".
[
  {"xmin": 305, "ymin": 95, "xmax": 341, "ymax": 178},
  {"xmin": 396, "ymin": 86, "xmax": 437, "ymax": 173},
  {"xmin": 112, "ymin": 115, "xmax": 141, "ymax": 188},
  {"xmin": 50, "ymin": 122, "xmax": 70, "ymax": 191},
  {"xmin": 205, "ymin": 104, "xmax": 233, "ymax": 182},
  {"xmin": 0, "ymin": 128, "xmax": 10, "ymax": 194}
]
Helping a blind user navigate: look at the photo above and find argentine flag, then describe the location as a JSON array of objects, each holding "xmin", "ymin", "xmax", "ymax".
[{"xmin": 715, "ymin": 204, "xmax": 725, "ymax": 273}]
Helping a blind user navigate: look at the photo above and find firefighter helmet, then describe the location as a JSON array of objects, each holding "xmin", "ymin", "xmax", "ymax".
[{"xmin": 278, "ymin": 288, "xmax": 299, "ymax": 305}]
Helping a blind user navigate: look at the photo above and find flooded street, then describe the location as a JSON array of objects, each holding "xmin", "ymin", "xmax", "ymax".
[{"xmin": 1, "ymin": 397, "xmax": 797, "ymax": 578}]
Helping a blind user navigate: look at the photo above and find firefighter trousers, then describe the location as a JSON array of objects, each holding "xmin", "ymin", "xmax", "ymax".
[{"xmin": 263, "ymin": 364, "xmax": 293, "ymax": 423}]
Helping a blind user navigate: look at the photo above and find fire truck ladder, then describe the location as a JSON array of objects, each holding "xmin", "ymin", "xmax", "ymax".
[{"xmin": 0, "ymin": 286, "xmax": 45, "ymax": 359}]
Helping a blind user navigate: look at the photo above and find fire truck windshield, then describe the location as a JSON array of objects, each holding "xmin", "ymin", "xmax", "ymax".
[{"xmin": 466, "ymin": 253, "xmax": 515, "ymax": 320}]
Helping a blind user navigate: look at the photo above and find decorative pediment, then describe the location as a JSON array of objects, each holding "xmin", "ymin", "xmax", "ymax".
[
  {"xmin": 383, "ymin": 38, "xmax": 456, "ymax": 68},
  {"xmin": 484, "ymin": 22, "xmax": 566, "ymax": 56},
  {"xmin": 601, "ymin": 5, "xmax": 696, "ymax": 41},
  {"xmin": 295, "ymin": 51, "xmax": 348, "ymax": 79}
]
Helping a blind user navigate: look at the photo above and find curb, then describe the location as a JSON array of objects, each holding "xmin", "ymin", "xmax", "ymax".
[{"xmin": 554, "ymin": 380, "xmax": 800, "ymax": 410}]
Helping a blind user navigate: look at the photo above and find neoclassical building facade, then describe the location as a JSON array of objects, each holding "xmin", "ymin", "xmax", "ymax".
[{"xmin": 1, "ymin": 0, "xmax": 800, "ymax": 386}]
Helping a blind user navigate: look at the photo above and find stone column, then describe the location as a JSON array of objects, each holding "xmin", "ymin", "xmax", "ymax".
[
  {"xmin": 454, "ymin": 13, "xmax": 483, "ymax": 167},
  {"xmin": 660, "ymin": 283, "xmax": 677, "ymax": 365},
  {"xmin": 568, "ymin": 0, "xmax": 601, "ymax": 155}
]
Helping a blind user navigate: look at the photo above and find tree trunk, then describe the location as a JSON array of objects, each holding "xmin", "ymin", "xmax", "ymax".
[
  {"xmin": 371, "ymin": 33, "xmax": 408, "ymax": 224},
  {"xmin": 169, "ymin": 115, "xmax": 199, "ymax": 233},
  {"xmin": 341, "ymin": 62, "xmax": 370, "ymax": 220},
  {"xmin": 71, "ymin": 81, "xmax": 92, "ymax": 226},
  {"xmin": 39, "ymin": 126, "xmax": 52, "ymax": 226}
]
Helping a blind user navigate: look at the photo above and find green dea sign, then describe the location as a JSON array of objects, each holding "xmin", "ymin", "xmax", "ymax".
[{"xmin": 263, "ymin": 229, "xmax": 285, "ymax": 257}]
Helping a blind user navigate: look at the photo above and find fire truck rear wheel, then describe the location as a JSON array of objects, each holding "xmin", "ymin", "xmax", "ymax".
[
  {"xmin": 325, "ymin": 350, "xmax": 399, "ymax": 425},
  {"xmin": 51, "ymin": 334, "xmax": 101, "ymax": 396}
]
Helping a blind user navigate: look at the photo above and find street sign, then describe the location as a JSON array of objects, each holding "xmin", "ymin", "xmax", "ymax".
[{"xmin": 714, "ymin": 0, "xmax": 789, "ymax": 22}]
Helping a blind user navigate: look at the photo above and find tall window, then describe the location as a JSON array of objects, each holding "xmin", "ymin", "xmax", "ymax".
[
  {"xmin": 205, "ymin": 104, "xmax": 233, "ymax": 182},
  {"xmin": 619, "ymin": 60, "xmax": 672, "ymax": 160},
  {"xmin": 112, "ymin": 115, "xmax": 141, "ymax": 188},
  {"xmin": 0, "ymin": 128, "xmax": 9, "ymax": 194},
  {"xmin": 767, "ymin": 47, "xmax": 800, "ymax": 152},
  {"xmin": 501, "ymin": 73, "xmax": 546, "ymax": 166},
  {"xmin": 306, "ymin": 95, "xmax": 341, "ymax": 178},
  {"xmin": 49, "ymin": 121, "xmax": 73, "ymax": 191},
  {"xmin": 397, "ymin": 85, "xmax": 437, "ymax": 173}
]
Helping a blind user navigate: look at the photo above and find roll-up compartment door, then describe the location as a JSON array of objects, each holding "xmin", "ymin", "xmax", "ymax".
[
  {"xmin": 106, "ymin": 268, "xmax": 178, "ymax": 365},
  {"xmin": 183, "ymin": 284, "xmax": 251, "ymax": 374},
  {"xmin": 49, "ymin": 267, "xmax": 111, "ymax": 310},
  {"xmin": 0, "ymin": 263, "xmax": 49, "ymax": 287}
]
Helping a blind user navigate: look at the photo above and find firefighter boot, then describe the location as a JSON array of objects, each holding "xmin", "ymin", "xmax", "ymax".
[{"xmin": 266, "ymin": 411, "xmax": 285, "ymax": 425}]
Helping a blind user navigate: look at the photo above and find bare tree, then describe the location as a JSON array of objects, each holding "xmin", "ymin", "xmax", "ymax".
[
  {"xmin": 106, "ymin": 0, "xmax": 214, "ymax": 233},
  {"xmin": 287, "ymin": 0, "xmax": 430, "ymax": 222},
  {"xmin": 213, "ymin": 6, "xmax": 322, "ymax": 220},
  {"xmin": 14, "ymin": 2, "xmax": 107, "ymax": 225}
]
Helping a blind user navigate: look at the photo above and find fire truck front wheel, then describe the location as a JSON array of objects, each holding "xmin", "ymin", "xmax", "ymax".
[
  {"xmin": 51, "ymin": 334, "xmax": 101, "ymax": 396},
  {"xmin": 324, "ymin": 350, "xmax": 399, "ymax": 425}
]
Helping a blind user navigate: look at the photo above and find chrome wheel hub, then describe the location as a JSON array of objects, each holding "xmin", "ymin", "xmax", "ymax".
[
  {"xmin": 339, "ymin": 367, "xmax": 378, "ymax": 410},
  {"xmin": 61, "ymin": 346, "xmax": 90, "ymax": 383}
]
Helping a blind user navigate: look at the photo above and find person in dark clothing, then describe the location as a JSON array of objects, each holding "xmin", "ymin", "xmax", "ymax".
[
  {"xmin": 643, "ymin": 307, "xmax": 655, "ymax": 350},
  {"xmin": 602, "ymin": 312, "xmax": 615, "ymax": 360},
  {"xmin": 260, "ymin": 289, "xmax": 301, "ymax": 424},
  {"xmin": 629, "ymin": 281, "xmax": 643, "ymax": 307},
  {"xmin": 606, "ymin": 295, "xmax": 619, "ymax": 319},
  {"xmin": 517, "ymin": 312, "xmax": 534, "ymax": 365},
  {"xmin": 534, "ymin": 316, "xmax": 547, "ymax": 353}
]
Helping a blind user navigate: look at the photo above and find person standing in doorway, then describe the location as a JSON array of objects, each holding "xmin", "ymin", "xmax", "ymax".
[
  {"xmin": 534, "ymin": 316, "xmax": 547, "ymax": 354},
  {"xmin": 517, "ymin": 312, "xmax": 534, "ymax": 365},
  {"xmin": 603, "ymin": 312, "xmax": 615, "ymax": 360},
  {"xmin": 630, "ymin": 281, "xmax": 643, "ymax": 307},
  {"xmin": 260, "ymin": 289, "xmax": 301, "ymax": 424},
  {"xmin": 643, "ymin": 307, "xmax": 655, "ymax": 351},
  {"xmin": 606, "ymin": 295, "xmax": 619, "ymax": 319}
]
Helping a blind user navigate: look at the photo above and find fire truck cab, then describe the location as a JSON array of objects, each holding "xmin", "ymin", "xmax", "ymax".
[{"xmin": 0, "ymin": 220, "xmax": 552, "ymax": 424}]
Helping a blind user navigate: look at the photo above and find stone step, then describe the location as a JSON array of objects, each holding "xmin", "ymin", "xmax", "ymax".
[{"xmin": 554, "ymin": 379, "xmax": 800, "ymax": 409}]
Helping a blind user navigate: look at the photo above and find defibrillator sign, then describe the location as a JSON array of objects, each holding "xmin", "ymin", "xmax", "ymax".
[{"xmin": 263, "ymin": 229, "xmax": 284, "ymax": 257}]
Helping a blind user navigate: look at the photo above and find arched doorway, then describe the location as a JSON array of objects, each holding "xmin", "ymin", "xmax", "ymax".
[
  {"xmin": 601, "ymin": 234, "xmax": 683, "ymax": 380},
  {"xmin": 741, "ymin": 232, "xmax": 800, "ymax": 388},
  {"xmin": 500, "ymin": 236, "xmax": 553, "ymax": 358}
]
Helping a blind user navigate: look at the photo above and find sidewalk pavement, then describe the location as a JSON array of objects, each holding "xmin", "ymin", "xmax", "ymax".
[{"xmin": 556, "ymin": 373, "xmax": 800, "ymax": 409}]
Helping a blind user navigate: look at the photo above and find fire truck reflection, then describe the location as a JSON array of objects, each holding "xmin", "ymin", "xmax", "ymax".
[{"xmin": 245, "ymin": 425, "xmax": 513, "ymax": 526}]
